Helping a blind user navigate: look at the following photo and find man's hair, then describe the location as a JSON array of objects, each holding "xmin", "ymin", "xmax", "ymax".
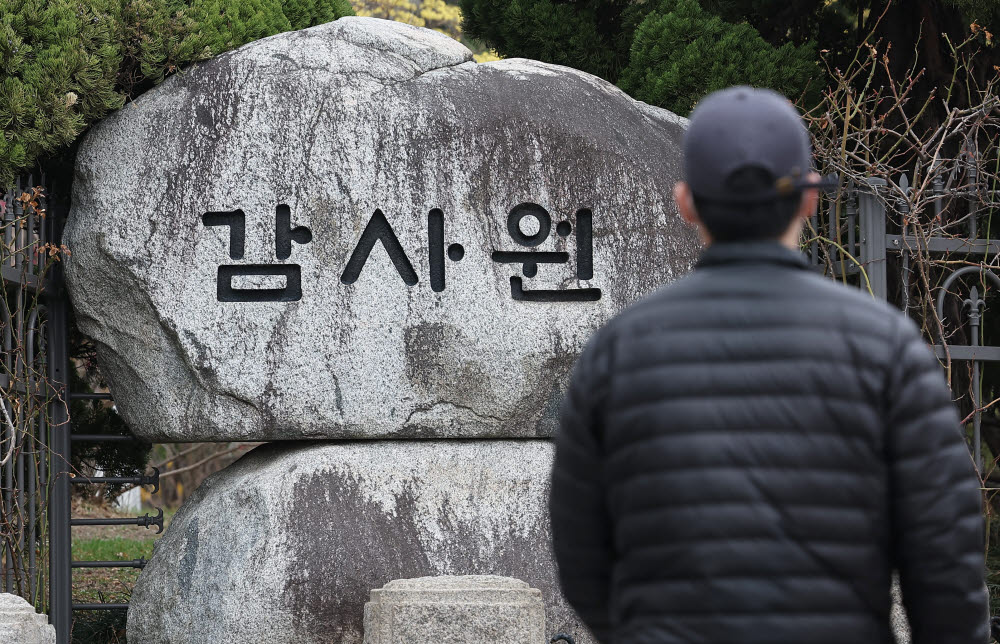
[{"xmin": 692, "ymin": 166, "xmax": 803, "ymax": 242}]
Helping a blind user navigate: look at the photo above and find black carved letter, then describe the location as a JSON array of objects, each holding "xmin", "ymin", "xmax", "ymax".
[
  {"xmin": 428, "ymin": 208, "xmax": 445, "ymax": 292},
  {"xmin": 275, "ymin": 204, "xmax": 312, "ymax": 260},
  {"xmin": 340, "ymin": 209, "xmax": 418, "ymax": 286},
  {"xmin": 203, "ymin": 210, "xmax": 246, "ymax": 259}
]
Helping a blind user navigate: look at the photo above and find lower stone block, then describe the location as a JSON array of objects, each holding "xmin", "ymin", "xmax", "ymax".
[
  {"xmin": 126, "ymin": 440, "xmax": 592, "ymax": 644},
  {"xmin": 363, "ymin": 576, "xmax": 545, "ymax": 644}
]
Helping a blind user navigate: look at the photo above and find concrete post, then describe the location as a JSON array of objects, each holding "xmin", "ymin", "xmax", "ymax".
[
  {"xmin": 891, "ymin": 577, "xmax": 911, "ymax": 644},
  {"xmin": 0, "ymin": 594, "xmax": 56, "ymax": 644},
  {"xmin": 363, "ymin": 576, "xmax": 545, "ymax": 644}
]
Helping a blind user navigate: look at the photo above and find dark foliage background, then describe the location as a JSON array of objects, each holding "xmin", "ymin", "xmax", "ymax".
[{"xmin": 461, "ymin": 0, "xmax": 999, "ymax": 119}]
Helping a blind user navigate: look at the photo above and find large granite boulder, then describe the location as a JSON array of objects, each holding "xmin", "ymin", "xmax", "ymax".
[
  {"xmin": 126, "ymin": 441, "xmax": 592, "ymax": 644},
  {"xmin": 64, "ymin": 16, "xmax": 696, "ymax": 442}
]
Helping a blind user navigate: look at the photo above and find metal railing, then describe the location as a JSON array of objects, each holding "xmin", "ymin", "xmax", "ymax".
[
  {"xmin": 1, "ymin": 175, "xmax": 51, "ymax": 607},
  {"xmin": 2, "ymin": 175, "xmax": 159, "ymax": 643},
  {"xmin": 809, "ymin": 169, "xmax": 1000, "ymax": 474}
]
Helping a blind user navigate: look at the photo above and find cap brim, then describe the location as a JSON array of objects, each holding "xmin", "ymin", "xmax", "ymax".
[{"xmin": 693, "ymin": 174, "xmax": 841, "ymax": 205}]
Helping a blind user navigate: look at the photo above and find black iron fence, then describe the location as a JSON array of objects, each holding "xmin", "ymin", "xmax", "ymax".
[
  {"xmin": 1, "ymin": 175, "xmax": 52, "ymax": 606},
  {"xmin": 808, "ymin": 167, "xmax": 1000, "ymax": 475},
  {"xmin": 1, "ymin": 176, "xmax": 159, "ymax": 644}
]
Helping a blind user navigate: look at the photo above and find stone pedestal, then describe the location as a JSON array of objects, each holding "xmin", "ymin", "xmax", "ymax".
[
  {"xmin": 0, "ymin": 594, "xmax": 55, "ymax": 644},
  {"xmin": 363, "ymin": 576, "xmax": 544, "ymax": 644},
  {"xmin": 891, "ymin": 577, "xmax": 910, "ymax": 644}
]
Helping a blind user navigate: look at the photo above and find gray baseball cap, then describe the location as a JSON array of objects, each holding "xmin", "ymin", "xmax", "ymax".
[{"xmin": 683, "ymin": 86, "xmax": 831, "ymax": 204}]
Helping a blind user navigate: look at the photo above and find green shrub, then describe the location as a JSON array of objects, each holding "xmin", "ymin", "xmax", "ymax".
[
  {"xmin": 0, "ymin": 0, "xmax": 354, "ymax": 188},
  {"xmin": 619, "ymin": 0, "xmax": 819, "ymax": 117}
]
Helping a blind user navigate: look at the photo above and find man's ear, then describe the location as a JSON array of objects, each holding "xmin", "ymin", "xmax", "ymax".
[
  {"xmin": 797, "ymin": 172, "xmax": 822, "ymax": 220},
  {"xmin": 674, "ymin": 182, "xmax": 699, "ymax": 227}
]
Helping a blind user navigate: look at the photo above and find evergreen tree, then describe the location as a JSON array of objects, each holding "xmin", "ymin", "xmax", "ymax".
[
  {"xmin": 619, "ymin": 0, "xmax": 818, "ymax": 116},
  {"xmin": 0, "ymin": 0, "xmax": 354, "ymax": 188},
  {"xmin": 1, "ymin": 0, "xmax": 123, "ymax": 187}
]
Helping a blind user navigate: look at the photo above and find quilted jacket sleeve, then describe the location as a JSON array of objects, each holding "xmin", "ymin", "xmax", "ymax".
[
  {"xmin": 551, "ymin": 331, "xmax": 614, "ymax": 643},
  {"xmin": 886, "ymin": 318, "xmax": 989, "ymax": 644}
]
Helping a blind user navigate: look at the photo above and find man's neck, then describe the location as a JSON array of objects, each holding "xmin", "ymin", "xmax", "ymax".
[
  {"xmin": 699, "ymin": 220, "xmax": 805, "ymax": 252},
  {"xmin": 702, "ymin": 236, "xmax": 802, "ymax": 252}
]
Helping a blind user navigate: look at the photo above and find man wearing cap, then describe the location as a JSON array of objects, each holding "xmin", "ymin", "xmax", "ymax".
[{"xmin": 550, "ymin": 86, "xmax": 988, "ymax": 644}]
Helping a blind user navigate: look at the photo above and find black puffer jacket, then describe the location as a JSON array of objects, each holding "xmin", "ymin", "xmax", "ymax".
[{"xmin": 551, "ymin": 241, "xmax": 988, "ymax": 644}]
